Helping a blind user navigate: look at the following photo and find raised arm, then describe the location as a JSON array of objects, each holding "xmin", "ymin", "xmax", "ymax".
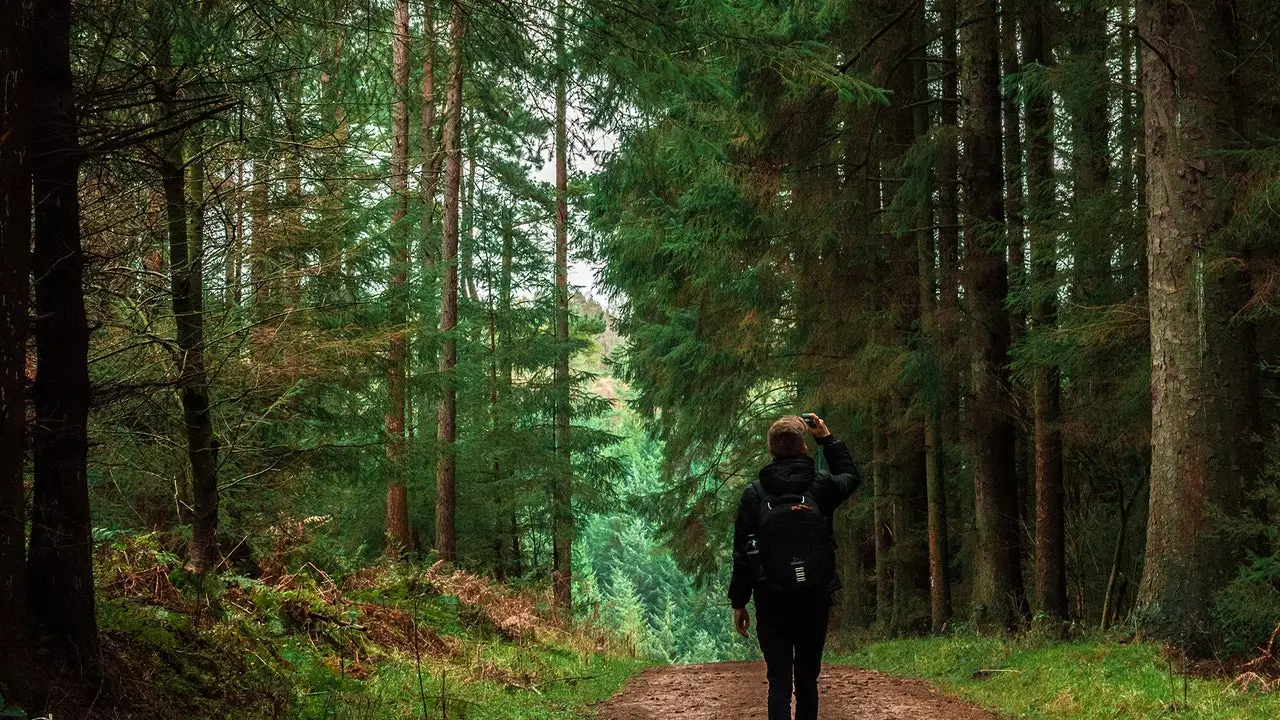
[
  {"xmin": 818, "ymin": 434, "xmax": 861, "ymax": 502},
  {"xmin": 805, "ymin": 414, "xmax": 862, "ymax": 505}
]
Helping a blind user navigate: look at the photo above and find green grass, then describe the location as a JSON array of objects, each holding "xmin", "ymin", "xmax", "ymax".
[
  {"xmin": 835, "ymin": 636, "xmax": 1280, "ymax": 719},
  {"xmin": 82, "ymin": 534, "xmax": 651, "ymax": 720},
  {"xmin": 285, "ymin": 637, "xmax": 648, "ymax": 720}
]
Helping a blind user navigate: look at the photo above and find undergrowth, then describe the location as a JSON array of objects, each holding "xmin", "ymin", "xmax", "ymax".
[
  {"xmin": 16, "ymin": 532, "xmax": 648, "ymax": 720},
  {"xmin": 838, "ymin": 635, "xmax": 1280, "ymax": 719}
]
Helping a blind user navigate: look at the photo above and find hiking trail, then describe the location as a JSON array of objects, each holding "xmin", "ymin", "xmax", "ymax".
[{"xmin": 596, "ymin": 662, "xmax": 998, "ymax": 720}]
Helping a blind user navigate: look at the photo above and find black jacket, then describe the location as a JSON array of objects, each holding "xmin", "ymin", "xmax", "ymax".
[{"xmin": 727, "ymin": 435, "xmax": 862, "ymax": 609}]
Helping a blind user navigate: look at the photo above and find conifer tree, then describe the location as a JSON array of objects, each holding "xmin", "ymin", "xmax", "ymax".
[
  {"xmin": 1021, "ymin": 0, "xmax": 1066, "ymax": 623},
  {"xmin": 26, "ymin": 0, "xmax": 98, "ymax": 663},
  {"xmin": 0, "ymin": 0, "xmax": 31, "ymax": 688},
  {"xmin": 385, "ymin": 0, "xmax": 412, "ymax": 556},
  {"xmin": 1136, "ymin": 0, "xmax": 1247, "ymax": 649},
  {"xmin": 552, "ymin": 0, "xmax": 574, "ymax": 612},
  {"xmin": 435, "ymin": 0, "xmax": 466, "ymax": 561},
  {"xmin": 960, "ymin": 0, "xmax": 1026, "ymax": 629}
]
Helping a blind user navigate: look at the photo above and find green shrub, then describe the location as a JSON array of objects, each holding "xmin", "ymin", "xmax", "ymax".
[{"xmin": 1212, "ymin": 552, "xmax": 1280, "ymax": 658}]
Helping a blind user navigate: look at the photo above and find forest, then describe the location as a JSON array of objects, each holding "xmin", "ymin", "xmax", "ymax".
[{"xmin": 3, "ymin": 0, "xmax": 1280, "ymax": 718}]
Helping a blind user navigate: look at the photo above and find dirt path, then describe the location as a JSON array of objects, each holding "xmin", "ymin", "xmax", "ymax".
[{"xmin": 596, "ymin": 662, "xmax": 997, "ymax": 720}]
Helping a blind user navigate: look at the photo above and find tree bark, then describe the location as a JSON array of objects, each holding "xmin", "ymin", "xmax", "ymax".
[
  {"xmin": 157, "ymin": 104, "xmax": 220, "ymax": 574},
  {"xmin": 283, "ymin": 71, "xmax": 304, "ymax": 307},
  {"xmin": 462, "ymin": 145, "xmax": 479, "ymax": 303},
  {"xmin": 499, "ymin": 212, "xmax": 516, "ymax": 577},
  {"xmin": 420, "ymin": 0, "xmax": 440, "ymax": 269},
  {"xmin": 26, "ymin": 0, "xmax": 99, "ymax": 664},
  {"xmin": 0, "ymin": 0, "xmax": 32, "ymax": 689},
  {"xmin": 882, "ymin": 0, "xmax": 928, "ymax": 633},
  {"xmin": 873, "ymin": 418, "xmax": 892, "ymax": 629},
  {"xmin": 1022, "ymin": 0, "xmax": 1067, "ymax": 623},
  {"xmin": 552, "ymin": 0, "xmax": 574, "ymax": 611},
  {"xmin": 923, "ymin": 0, "xmax": 953, "ymax": 633},
  {"xmin": 385, "ymin": 0, "xmax": 412, "ymax": 557},
  {"xmin": 938, "ymin": 0, "xmax": 962, "ymax": 461},
  {"xmin": 250, "ymin": 89, "xmax": 272, "ymax": 323},
  {"xmin": 225, "ymin": 162, "xmax": 244, "ymax": 306},
  {"xmin": 1000, "ymin": 0, "xmax": 1025, "ymax": 346},
  {"xmin": 1135, "ymin": 0, "xmax": 1243, "ymax": 651},
  {"xmin": 1100, "ymin": 476, "xmax": 1134, "ymax": 629},
  {"xmin": 414, "ymin": 0, "xmax": 441, "ymax": 448},
  {"xmin": 960, "ymin": 0, "xmax": 1026, "ymax": 630},
  {"xmin": 435, "ymin": 0, "xmax": 466, "ymax": 562}
]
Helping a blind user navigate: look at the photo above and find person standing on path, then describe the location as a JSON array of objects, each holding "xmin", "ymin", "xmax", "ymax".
[{"xmin": 729, "ymin": 414, "xmax": 862, "ymax": 720}]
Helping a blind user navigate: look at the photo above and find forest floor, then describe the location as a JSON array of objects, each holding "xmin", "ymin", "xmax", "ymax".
[
  {"xmin": 11, "ymin": 531, "xmax": 647, "ymax": 720},
  {"xmin": 595, "ymin": 661, "xmax": 996, "ymax": 719}
]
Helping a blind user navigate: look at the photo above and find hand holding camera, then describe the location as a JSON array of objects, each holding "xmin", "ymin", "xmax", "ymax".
[{"xmin": 800, "ymin": 413, "xmax": 831, "ymax": 440}]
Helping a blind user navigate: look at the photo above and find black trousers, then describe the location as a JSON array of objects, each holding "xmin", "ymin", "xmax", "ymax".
[{"xmin": 755, "ymin": 593, "xmax": 831, "ymax": 720}]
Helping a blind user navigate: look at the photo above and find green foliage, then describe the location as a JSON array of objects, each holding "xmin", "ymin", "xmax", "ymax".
[
  {"xmin": 574, "ymin": 408, "xmax": 758, "ymax": 663},
  {"xmin": 92, "ymin": 531, "xmax": 648, "ymax": 719},
  {"xmin": 1212, "ymin": 552, "xmax": 1280, "ymax": 658},
  {"xmin": 843, "ymin": 637, "xmax": 1280, "ymax": 719}
]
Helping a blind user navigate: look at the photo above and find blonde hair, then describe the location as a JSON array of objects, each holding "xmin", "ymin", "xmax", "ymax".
[{"xmin": 768, "ymin": 416, "xmax": 807, "ymax": 458}]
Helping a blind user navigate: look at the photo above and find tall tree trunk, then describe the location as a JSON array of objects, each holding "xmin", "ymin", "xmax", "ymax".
[
  {"xmin": 225, "ymin": 162, "xmax": 244, "ymax": 306},
  {"xmin": 26, "ymin": 0, "xmax": 99, "ymax": 664},
  {"xmin": 499, "ymin": 213, "xmax": 516, "ymax": 577},
  {"xmin": 0, "ymin": 0, "xmax": 32, "ymax": 690},
  {"xmin": 1022, "ymin": 0, "xmax": 1066, "ymax": 622},
  {"xmin": 487, "ymin": 217, "xmax": 504, "ymax": 578},
  {"xmin": 960, "ymin": 0, "xmax": 1026, "ymax": 630},
  {"xmin": 883, "ymin": 0, "xmax": 928, "ymax": 633},
  {"xmin": 1000, "ymin": 0, "xmax": 1025, "ymax": 346},
  {"xmin": 1100, "ymin": 476, "xmax": 1134, "ymax": 629},
  {"xmin": 1000, "ymin": 0, "xmax": 1031, "ymax": 538},
  {"xmin": 158, "ymin": 108, "xmax": 220, "ymax": 574},
  {"xmin": 1135, "ymin": 0, "xmax": 1243, "ymax": 651},
  {"xmin": 1119, "ymin": 0, "xmax": 1138, "ymax": 214},
  {"xmin": 283, "ymin": 70, "xmax": 304, "ymax": 307},
  {"xmin": 873, "ymin": 418, "xmax": 892, "ymax": 628},
  {"xmin": 937, "ymin": 0, "xmax": 962, "ymax": 464},
  {"xmin": 420, "ymin": 0, "xmax": 440, "ymax": 269},
  {"xmin": 250, "ymin": 89, "xmax": 272, "ymax": 323},
  {"xmin": 462, "ymin": 146, "xmax": 479, "ymax": 303},
  {"xmin": 923, "ymin": 0, "xmax": 953, "ymax": 632},
  {"xmin": 551, "ymin": 0, "xmax": 574, "ymax": 611},
  {"xmin": 385, "ymin": 0, "xmax": 412, "ymax": 557},
  {"xmin": 415, "ymin": 0, "xmax": 440, "ymax": 445},
  {"xmin": 435, "ymin": 0, "xmax": 466, "ymax": 561},
  {"xmin": 317, "ymin": 28, "xmax": 349, "ymax": 306}
]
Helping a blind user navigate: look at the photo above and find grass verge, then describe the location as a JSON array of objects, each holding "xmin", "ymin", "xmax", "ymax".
[
  {"xmin": 12, "ymin": 532, "xmax": 649, "ymax": 720},
  {"xmin": 836, "ymin": 636, "xmax": 1280, "ymax": 719}
]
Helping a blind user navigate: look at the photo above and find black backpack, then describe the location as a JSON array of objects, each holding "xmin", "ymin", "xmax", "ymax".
[{"xmin": 753, "ymin": 479, "xmax": 835, "ymax": 592}]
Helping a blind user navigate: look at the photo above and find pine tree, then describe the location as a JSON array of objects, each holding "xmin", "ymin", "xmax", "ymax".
[
  {"xmin": 552, "ymin": 0, "xmax": 573, "ymax": 610},
  {"xmin": 1136, "ymin": 0, "xmax": 1247, "ymax": 650},
  {"xmin": 1021, "ymin": 0, "xmax": 1066, "ymax": 623},
  {"xmin": 960, "ymin": 0, "xmax": 1027, "ymax": 629},
  {"xmin": 0, "ymin": 0, "xmax": 32, "ymax": 689},
  {"xmin": 385, "ymin": 0, "xmax": 412, "ymax": 557},
  {"xmin": 26, "ymin": 0, "xmax": 98, "ymax": 664}
]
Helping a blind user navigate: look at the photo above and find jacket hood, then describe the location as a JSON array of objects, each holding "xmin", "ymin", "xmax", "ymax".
[{"xmin": 759, "ymin": 455, "xmax": 816, "ymax": 495}]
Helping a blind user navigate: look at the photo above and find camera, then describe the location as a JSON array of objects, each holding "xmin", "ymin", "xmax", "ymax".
[{"xmin": 800, "ymin": 413, "xmax": 817, "ymax": 428}]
